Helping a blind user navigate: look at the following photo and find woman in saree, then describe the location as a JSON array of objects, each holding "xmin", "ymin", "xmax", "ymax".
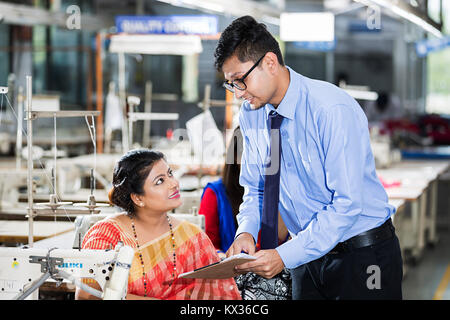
[{"xmin": 75, "ymin": 149, "xmax": 241, "ymax": 300}]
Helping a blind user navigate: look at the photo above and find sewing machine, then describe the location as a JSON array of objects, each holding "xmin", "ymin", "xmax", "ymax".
[
  {"xmin": 0, "ymin": 168, "xmax": 48, "ymax": 210},
  {"xmin": 55, "ymin": 153, "xmax": 119, "ymax": 195},
  {"xmin": 0, "ymin": 243, "xmax": 134, "ymax": 300}
]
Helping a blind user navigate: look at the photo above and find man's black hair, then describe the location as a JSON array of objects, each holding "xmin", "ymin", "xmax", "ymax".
[{"xmin": 214, "ymin": 15, "xmax": 284, "ymax": 71}]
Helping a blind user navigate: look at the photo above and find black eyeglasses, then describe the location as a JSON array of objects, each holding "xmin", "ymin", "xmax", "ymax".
[{"xmin": 223, "ymin": 54, "xmax": 265, "ymax": 93}]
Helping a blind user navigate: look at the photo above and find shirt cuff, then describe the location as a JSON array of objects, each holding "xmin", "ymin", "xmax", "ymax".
[
  {"xmin": 276, "ymin": 236, "xmax": 308, "ymax": 269},
  {"xmin": 235, "ymin": 218, "xmax": 259, "ymax": 245}
]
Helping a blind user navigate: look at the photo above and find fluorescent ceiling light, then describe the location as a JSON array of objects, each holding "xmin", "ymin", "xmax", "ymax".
[
  {"xmin": 324, "ymin": 0, "xmax": 352, "ymax": 11},
  {"xmin": 280, "ymin": 12, "xmax": 335, "ymax": 42},
  {"xmin": 0, "ymin": 2, "xmax": 112, "ymax": 30},
  {"xmin": 155, "ymin": 0, "xmax": 282, "ymax": 26},
  {"xmin": 182, "ymin": 0, "xmax": 225, "ymax": 13},
  {"xmin": 354, "ymin": 0, "xmax": 442, "ymax": 38}
]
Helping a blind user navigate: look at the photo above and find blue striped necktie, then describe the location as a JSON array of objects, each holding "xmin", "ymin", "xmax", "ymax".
[{"xmin": 261, "ymin": 110, "xmax": 284, "ymax": 250}]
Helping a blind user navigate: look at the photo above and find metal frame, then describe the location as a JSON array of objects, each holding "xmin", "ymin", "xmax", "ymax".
[{"xmin": 25, "ymin": 76, "xmax": 101, "ymax": 247}]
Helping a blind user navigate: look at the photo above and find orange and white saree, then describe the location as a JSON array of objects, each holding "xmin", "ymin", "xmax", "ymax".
[{"xmin": 82, "ymin": 218, "xmax": 241, "ymax": 300}]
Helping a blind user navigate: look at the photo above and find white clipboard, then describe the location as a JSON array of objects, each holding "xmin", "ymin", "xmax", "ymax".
[{"xmin": 178, "ymin": 253, "xmax": 256, "ymax": 279}]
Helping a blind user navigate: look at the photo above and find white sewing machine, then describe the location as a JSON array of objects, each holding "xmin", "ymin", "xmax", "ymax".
[
  {"xmin": 0, "ymin": 168, "xmax": 49, "ymax": 210},
  {"xmin": 0, "ymin": 243, "xmax": 134, "ymax": 300}
]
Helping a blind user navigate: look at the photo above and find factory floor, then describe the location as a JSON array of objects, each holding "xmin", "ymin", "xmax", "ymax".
[{"xmin": 402, "ymin": 227, "xmax": 450, "ymax": 300}]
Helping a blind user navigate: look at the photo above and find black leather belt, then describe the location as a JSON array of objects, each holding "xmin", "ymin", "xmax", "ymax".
[{"xmin": 329, "ymin": 219, "xmax": 394, "ymax": 254}]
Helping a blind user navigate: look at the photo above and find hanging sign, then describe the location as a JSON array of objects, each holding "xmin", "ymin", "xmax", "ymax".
[
  {"xmin": 115, "ymin": 15, "xmax": 218, "ymax": 35},
  {"xmin": 415, "ymin": 36, "xmax": 450, "ymax": 57}
]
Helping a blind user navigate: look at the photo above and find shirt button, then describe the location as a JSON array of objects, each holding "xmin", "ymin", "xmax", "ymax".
[
  {"xmin": 287, "ymin": 162, "xmax": 292, "ymax": 168},
  {"xmin": 281, "ymin": 131, "xmax": 287, "ymax": 137}
]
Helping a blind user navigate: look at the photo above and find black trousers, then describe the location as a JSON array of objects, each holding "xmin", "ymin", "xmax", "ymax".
[{"xmin": 290, "ymin": 233, "xmax": 403, "ymax": 300}]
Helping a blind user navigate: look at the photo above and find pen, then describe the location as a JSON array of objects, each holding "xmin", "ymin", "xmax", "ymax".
[{"xmin": 193, "ymin": 260, "xmax": 221, "ymax": 272}]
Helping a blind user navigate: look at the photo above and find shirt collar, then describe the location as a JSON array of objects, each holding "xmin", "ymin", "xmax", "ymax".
[{"xmin": 265, "ymin": 66, "xmax": 299, "ymax": 121}]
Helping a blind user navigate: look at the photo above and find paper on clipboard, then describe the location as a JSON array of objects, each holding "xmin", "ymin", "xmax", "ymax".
[{"xmin": 178, "ymin": 253, "xmax": 256, "ymax": 279}]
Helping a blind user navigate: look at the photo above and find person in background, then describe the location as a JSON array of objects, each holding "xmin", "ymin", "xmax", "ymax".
[
  {"xmin": 75, "ymin": 149, "xmax": 241, "ymax": 300},
  {"xmin": 199, "ymin": 126, "xmax": 289, "ymax": 257},
  {"xmin": 364, "ymin": 91, "xmax": 405, "ymax": 123},
  {"xmin": 198, "ymin": 126, "xmax": 244, "ymax": 256}
]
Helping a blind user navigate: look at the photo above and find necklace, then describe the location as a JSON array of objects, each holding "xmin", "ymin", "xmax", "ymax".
[{"xmin": 130, "ymin": 214, "xmax": 177, "ymax": 297}]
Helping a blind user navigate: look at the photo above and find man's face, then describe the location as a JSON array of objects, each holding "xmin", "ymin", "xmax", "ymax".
[{"xmin": 222, "ymin": 55, "xmax": 273, "ymax": 110}]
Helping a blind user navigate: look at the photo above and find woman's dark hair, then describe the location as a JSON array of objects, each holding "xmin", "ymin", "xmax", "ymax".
[
  {"xmin": 108, "ymin": 149, "xmax": 165, "ymax": 216},
  {"xmin": 376, "ymin": 92, "xmax": 390, "ymax": 113},
  {"xmin": 222, "ymin": 126, "xmax": 244, "ymax": 219},
  {"xmin": 214, "ymin": 15, "xmax": 284, "ymax": 71}
]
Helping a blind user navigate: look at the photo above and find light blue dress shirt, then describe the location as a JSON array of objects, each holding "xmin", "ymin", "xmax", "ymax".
[{"xmin": 236, "ymin": 66, "xmax": 395, "ymax": 269}]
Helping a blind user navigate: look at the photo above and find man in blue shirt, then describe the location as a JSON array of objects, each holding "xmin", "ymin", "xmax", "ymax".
[{"xmin": 215, "ymin": 16, "xmax": 403, "ymax": 299}]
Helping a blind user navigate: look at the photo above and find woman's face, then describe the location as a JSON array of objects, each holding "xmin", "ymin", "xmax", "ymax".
[{"xmin": 134, "ymin": 159, "xmax": 182, "ymax": 214}]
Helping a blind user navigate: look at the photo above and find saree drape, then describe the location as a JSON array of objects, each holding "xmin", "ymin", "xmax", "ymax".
[{"xmin": 82, "ymin": 218, "xmax": 241, "ymax": 300}]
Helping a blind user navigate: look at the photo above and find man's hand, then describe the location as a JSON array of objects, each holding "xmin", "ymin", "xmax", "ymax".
[
  {"xmin": 226, "ymin": 232, "xmax": 256, "ymax": 257},
  {"xmin": 234, "ymin": 249, "xmax": 285, "ymax": 279}
]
